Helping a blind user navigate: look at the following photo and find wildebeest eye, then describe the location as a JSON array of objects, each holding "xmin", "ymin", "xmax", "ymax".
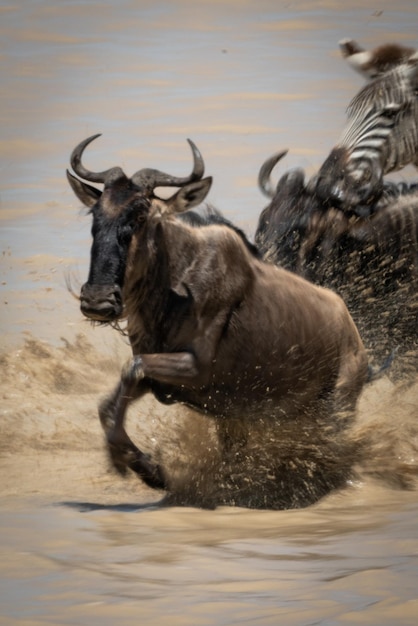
[{"xmin": 118, "ymin": 222, "xmax": 135, "ymax": 245}]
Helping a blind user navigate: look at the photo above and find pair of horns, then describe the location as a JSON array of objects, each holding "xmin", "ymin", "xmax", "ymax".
[{"xmin": 70, "ymin": 134, "xmax": 205, "ymax": 188}]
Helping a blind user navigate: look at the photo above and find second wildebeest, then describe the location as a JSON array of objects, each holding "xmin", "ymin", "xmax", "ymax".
[{"xmin": 256, "ymin": 150, "xmax": 418, "ymax": 379}]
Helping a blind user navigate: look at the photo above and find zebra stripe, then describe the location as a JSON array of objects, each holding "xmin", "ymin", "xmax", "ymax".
[
  {"xmin": 347, "ymin": 63, "xmax": 415, "ymax": 115},
  {"xmin": 338, "ymin": 63, "xmax": 418, "ymax": 178}
]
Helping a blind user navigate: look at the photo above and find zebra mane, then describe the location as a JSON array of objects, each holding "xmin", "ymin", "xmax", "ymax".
[
  {"xmin": 340, "ymin": 104, "xmax": 401, "ymax": 150},
  {"xmin": 347, "ymin": 62, "xmax": 418, "ymax": 119}
]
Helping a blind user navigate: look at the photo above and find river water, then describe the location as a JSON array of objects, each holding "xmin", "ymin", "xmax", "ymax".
[{"xmin": 1, "ymin": 1, "xmax": 418, "ymax": 624}]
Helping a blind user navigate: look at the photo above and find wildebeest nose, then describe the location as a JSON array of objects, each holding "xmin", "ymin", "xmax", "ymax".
[{"xmin": 80, "ymin": 283, "xmax": 123, "ymax": 321}]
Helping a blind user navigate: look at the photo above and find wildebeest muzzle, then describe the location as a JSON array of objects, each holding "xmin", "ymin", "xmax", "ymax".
[{"xmin": 80, "ymin": 283, "xmax": 123, "ymax": 322}]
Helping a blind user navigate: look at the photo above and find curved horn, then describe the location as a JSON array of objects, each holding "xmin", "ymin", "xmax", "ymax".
[
  {"xmin": 70, "ymin": 134, "xmax": 122, "ymax": 184},
  {"xmin": 131, "ymin": 139, "xmax": 205, "ymax": 188},
  {"xmin": 258, "ymin": 150, "xmax": 288, "ymax": 198}
]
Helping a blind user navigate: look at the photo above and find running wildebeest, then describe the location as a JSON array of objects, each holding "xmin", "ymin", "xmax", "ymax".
[
  {"xmin": 256, "ymin": 150, "xmax": 418, "ymax": 378},
  {"xmin": 67, "ymin": 135, "xmax": 370, "ymax": 509}
]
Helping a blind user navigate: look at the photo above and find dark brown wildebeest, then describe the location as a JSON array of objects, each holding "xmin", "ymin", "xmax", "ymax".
[
  {"xmin": 256, "ymin": 150, "xmax": 418, "ymax": 378},
  {"xmin": 67, "ymin": 135, "xmax": 370, "ymax": 509}
]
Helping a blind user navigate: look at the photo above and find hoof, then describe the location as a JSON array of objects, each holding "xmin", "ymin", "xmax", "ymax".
[
  {"xmin": 130, "ymin": 457, "xmax": 166, "ymax": 490},
  {"xmin": 107, "ymin": 442, "xmax": 166, "ymax": 490}
]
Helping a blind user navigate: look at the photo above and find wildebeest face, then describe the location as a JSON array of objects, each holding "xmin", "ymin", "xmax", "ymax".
[
  {"xmin": 67, "ymin": 134, "xmax": 211, "ymax": 322},
  {"xmin": 81, "ymin": 178, "xmax": 147, "ymax": 321},
  {"xmin": 255, "ymin": 150, "xmax": 314, "ymax": 266}
]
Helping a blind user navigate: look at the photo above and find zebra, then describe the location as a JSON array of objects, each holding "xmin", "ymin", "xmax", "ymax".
[{"xmin": 315, "ymin": 44, "xmax": 418, "ymax": 214}]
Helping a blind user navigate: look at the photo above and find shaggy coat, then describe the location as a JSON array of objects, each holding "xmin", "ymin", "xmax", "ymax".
[{"xmin": 67, "ymin": 135, "xmax": 369, "ymax": 508}]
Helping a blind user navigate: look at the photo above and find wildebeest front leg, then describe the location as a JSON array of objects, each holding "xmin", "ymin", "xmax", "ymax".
[
  {"xmin": 100, "ymin": 340, "xmax": 216, "ymax": 487},
  {"xmin": 98, "ymin": 358, "xmax": 166, "ymax": 490}
]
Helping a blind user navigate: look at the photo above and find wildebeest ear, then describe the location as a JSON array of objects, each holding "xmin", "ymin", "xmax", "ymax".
[
  {"xmin": 166, "ymin": 177, "xmax": 213, "ymax": 214},
  {"xmin": 66, "ymin": 170, "xmax": 102, "ymax": 208}
]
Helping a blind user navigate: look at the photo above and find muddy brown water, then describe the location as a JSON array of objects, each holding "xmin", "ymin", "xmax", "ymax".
[{"xmin": 1, "ymin": 1, "xmax": 418, "ymax": 624}]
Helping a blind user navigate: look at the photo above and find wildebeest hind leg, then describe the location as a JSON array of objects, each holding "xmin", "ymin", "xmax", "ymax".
[{"xmin": 98, "ymin": 362, "xmax": 166, "ymax": 490}]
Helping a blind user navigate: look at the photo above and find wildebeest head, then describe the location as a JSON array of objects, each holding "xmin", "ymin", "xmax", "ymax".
[
  {"xmin": 255, "ymin": 150, "xmax": 316, "ymax": 268},
  {"xmin": 255, "ymin": 149, "xmax": 365, "ymax": 275},
  {"xmin": 67, "ymin": 134, "xmax": 212, "ymax": 322}
]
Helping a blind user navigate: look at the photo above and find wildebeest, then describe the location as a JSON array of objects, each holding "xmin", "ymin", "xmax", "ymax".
[
  {"xmin": 67, "ymin": 134, "xmax": 370, "ymax": 509},
  {"xmin": 256, "ymin": 150, "xmax": 418, "ymax": 378},
  {"xmin": 315, "ymin": 42, "xmax": 418, "ymax": 212}
]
